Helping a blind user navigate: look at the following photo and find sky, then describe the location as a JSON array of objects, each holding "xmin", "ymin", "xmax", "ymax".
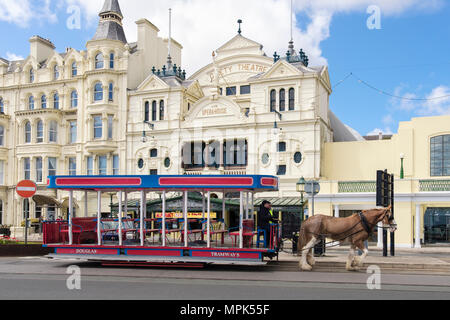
[{"xmin": 0, "ymin": 0, "xmax": 449, "ymax": 136}]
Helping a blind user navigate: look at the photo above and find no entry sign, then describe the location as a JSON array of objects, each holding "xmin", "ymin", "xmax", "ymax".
[{"xmin": 16, "ymin": 180, "xmax": 37, "ymax": 198}]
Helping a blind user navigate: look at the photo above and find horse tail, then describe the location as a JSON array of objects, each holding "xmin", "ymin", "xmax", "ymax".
[{"xmin": 297, "ymin": 222, "xmax": 307, "ymax": 256}]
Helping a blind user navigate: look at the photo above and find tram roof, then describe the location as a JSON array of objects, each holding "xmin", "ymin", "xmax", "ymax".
[{"xmin": 46, "ymin": 175, "xmax": 279, "ymax": 192}]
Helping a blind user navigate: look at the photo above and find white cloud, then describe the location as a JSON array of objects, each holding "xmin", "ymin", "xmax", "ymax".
[
  {"xmin": 0, "ymin": 0, "xmax": 58, "ymax": 27},
  {"xmin": 0, "ymin": 0, "xmax": 33, "ymax": 27},
  {"xmin": 366, "ymin": 127, "xmax": 393, "ymax": 136},
  {"xmin": 420, "ymin": 86, "xmax": 450, "ymax": 115},
  {"xmin": 5, "ymin": 52, "xmax": 24, "ymax": 61},
  {"xmin": 390, "ymin": 85, "xmax": 450, "ymax": 116},
  {"xmin": 63, "ymin": 0, "xmax": 444, "ymax": 74}
]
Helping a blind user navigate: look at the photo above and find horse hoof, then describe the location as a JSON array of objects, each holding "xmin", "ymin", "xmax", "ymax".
[{"xmin": 301, "ymin": 265, "xmax": 313, "ymax": 271}]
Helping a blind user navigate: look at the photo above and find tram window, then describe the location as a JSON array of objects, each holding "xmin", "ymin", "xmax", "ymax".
[{"xmin": 150, "ymin": 149, "xmax": 158, "ymax": 158}]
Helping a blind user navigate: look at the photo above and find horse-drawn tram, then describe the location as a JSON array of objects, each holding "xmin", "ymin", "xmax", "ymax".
[{"xmin": 43, "ymin": 175, "xmax": 280, "ymax": 266}]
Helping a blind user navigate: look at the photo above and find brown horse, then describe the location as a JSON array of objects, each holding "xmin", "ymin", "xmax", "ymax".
[{"xmin": 298, "ymin": 206, "xmax": 397, "ymax": 271}]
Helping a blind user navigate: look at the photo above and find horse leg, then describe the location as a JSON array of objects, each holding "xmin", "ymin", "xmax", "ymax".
[
  {"xmin": 346, "ymin": 245, "xmax": 357, "ymax": 271},
  {"xmin": 307, "ymin": 249, "xmax": 316, "ymax": 266},
  {"xmin": 353, "ymin": 241, "xmax": 368, "ymax": 268},
  {"xmin": 300, "ymin": 237, "xmax": 317, "ymax": 271}
]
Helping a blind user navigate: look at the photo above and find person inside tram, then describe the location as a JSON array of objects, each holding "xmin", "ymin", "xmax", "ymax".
[{"xmin": 257, "ymin": 200, "xmax": 278, "ymax": 247}]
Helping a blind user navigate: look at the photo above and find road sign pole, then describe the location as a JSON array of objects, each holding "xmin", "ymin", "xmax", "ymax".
[{"xmin": 24, "ymin": 199, "xmax": 28, "ymax": 245}]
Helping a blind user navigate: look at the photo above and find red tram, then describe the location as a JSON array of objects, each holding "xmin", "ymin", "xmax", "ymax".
[{"xmin": 43, "ymin": 175, "xmax": 280, "ymax": 266}]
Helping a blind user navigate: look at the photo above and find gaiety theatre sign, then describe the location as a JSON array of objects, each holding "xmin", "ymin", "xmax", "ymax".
[{"xmin": 208, "ymin": 63, "xmax": 269, "ymax": 82}]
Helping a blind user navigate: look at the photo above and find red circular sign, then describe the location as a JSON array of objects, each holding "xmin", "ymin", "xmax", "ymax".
[{"xmin": 16, "ymin": 180, "xmax": 37, "ymax": 198}]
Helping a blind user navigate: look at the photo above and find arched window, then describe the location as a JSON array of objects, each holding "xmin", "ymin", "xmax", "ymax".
[
  {"xmin": 159, "ymin": 100, "xmax": 164, "ymax": 121},
  {"xmin": 0, "ymin": 126, "xmax": 4, "ymax": 146},
  {"xmin": 289, "ymin": 88, "xmax": 295, "ymax": 110},
  {"xmin": 279, "ymin": 89, "xmax": 285, "ymax": 112},
  {"xmin": 270, "ymin": 89, "xmax": 276, "ymax": 112},
  {"xmin": 49, "ymin": 121, "xmax": 57, "ymax": 143},
  {"xmin": 53, "ymin": 93, "xmax": 59, "ymax": 109},
  {"xmin": 144, "ymin": 101, "xmax": 150, "ymax": 122},
  {"xmin": 108, "ymin": 82, "xmax": 114, "ymax": 101},
  {"xmin": 152, "ymin": 101, "xmax": 157, "ymax": 121},
  {"xmin": 36, "ymin": 120, "xmax": 43, "ymax": 143},
  {"xmin": 71, "ymin": 62, "xmax": 77, "ymax": 77},
  {"xmin": 431, "ymin": 135, "xmax": 450, "ymax": 176},
  {"xmin": 0, "ymin": 98, "xmax": 3, "ymax": 113},
  {"xmin": 29, "ymin": 96, "xmax": 35, "ymax": 110},
  {"xmin": 53, "ymin": 64, "xmax": 59, "ymax": 80},
  {"xmin": 70, "ymin": 90, "xmax": 78, "ymax": 108},
  {"xmin": 109, "ymin": 52, "xmax": 114, "ymax": 69},
  {"xmin": 41, "ymin": 95, "xmax": 47, "ymax": 109},
  {"xmin": 94, "ymin": 82, "xmax": 103, "ymax": 101},
  {"xmin": 25, "ymin": 121, "xmax": 31, "ymax": 143},
  {"xmin": 95, "ymin": 53, "xmax": 104, "ymax": 69},
  {"xmin": 29, "ymin": 68, "xmax": 34, "ymax": 83}
]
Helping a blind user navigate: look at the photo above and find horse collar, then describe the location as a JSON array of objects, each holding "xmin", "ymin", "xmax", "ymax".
[{"xmin": 359, "ymin": 212, "xmax": 372, "ymax": 235}]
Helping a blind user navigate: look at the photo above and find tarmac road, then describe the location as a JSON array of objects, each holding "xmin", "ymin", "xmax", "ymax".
[{"xmin": 0, "ymin": 257, "xmax": 449, "ymax": 300}]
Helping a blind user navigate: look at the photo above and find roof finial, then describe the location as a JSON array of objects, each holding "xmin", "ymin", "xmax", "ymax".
[
  {"xmin": 237, "ymin": 19, "xmax": 243, "ymax": 35},
  {"xmin": 167, "ymin": 8, "xmax": 173, "ymax": 68},
  {"xmin": 290, "ymin": 0, "xmax": 293, "ymax": 42}
]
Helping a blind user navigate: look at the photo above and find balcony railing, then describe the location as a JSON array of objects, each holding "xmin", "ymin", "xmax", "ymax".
[
  {"xmin": 419, "ymin": 180, "xmax": 450, "ymax": 192},
  {"xmin": 338, "ymin": 181, "xmax": 376, "ymax": 193}
]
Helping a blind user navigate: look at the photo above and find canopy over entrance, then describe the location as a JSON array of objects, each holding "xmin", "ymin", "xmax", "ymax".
[{"xmin": 32, "ymin": 195, "xmax": 62, "ymax": 208}]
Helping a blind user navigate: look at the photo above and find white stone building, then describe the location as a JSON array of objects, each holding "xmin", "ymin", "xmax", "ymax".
[{"xmin": 0, "ymin": 0, "xmax": 359, "ymax": 232}]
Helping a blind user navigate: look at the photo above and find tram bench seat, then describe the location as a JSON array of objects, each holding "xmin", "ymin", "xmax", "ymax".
[
  {"xmin": 144, "ymin": 229, "xmax": 160, "ymax": 235},
  {"xmin": 203, "ymin": 229, "xmax": 227, "ymax": 245},
  {"xmin": 181, "ymin": 229, "xmax": 204, "ymax": 242},
  {"xmin": 229, "ymin": 231, "xmax": 258, "ymax": 248},
  {"xmin": 60, "ymin": 226, "xmax": 97, "ymax": 245}
]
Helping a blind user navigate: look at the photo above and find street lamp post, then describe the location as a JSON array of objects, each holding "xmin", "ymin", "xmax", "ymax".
[
  {"xmin": 296, "ymin": 177, "xmax": 306, "ymax": 222},
  {"xmin": 294, "ymin": 177, "xmax": 306, "ymax": 255},
  {"xmin": 400, "ymin": 153, "xmax": 405, "ymax": 179}
]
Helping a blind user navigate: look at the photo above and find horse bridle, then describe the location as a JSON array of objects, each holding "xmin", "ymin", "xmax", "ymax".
[{"xmin": 360, "ymin": 209, "xmax": 396, "ymax": 235}]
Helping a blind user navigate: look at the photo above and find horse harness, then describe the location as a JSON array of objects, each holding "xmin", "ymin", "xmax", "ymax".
[
  {"xmin": 359, "ymin": 212, "xmax": 373, "ymax": 235},
  {"xmin": 359, "ymin": 210, "xmax": 395, "ymax": 236}
]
